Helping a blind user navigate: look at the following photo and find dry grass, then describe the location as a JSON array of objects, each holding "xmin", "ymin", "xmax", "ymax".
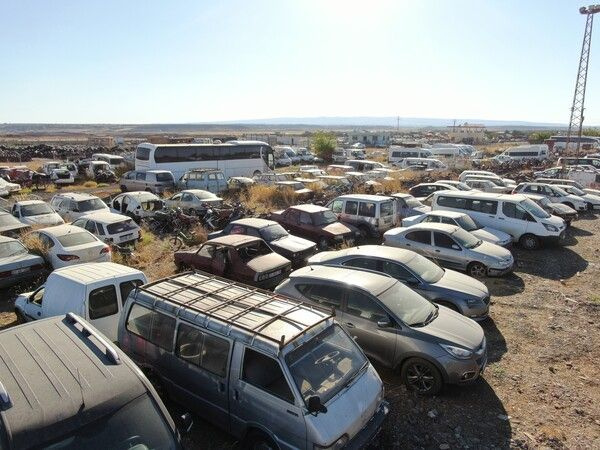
[
  {"xmin": 44, "ymin": 184, "xmax": 57, "ymax": 193},
  {"xmin": 83, "ymin": 181, "xmax": 98, "ymax": 188},
  {"xmin": 120, "ymin": 231, "xmax": 176, "ymax": 281},
  {"xmin": 21, "ymin": 233, "xmax": 49, "ymax": 259},
  {"xmin": 241, "ymin": 185, "xmax": 297, "ymax": 213}
]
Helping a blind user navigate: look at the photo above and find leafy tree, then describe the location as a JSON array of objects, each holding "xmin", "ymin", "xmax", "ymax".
[
  {"xmin": 311, "ymin": 131, "xmax": 337, "ymax": 162},
  {"xmin": 528, "ymin": 131, "xmax": 552, "ymax": 144},
  {"xmin": 582, "ymin": 128, "xmax": 600, "ymax": 137}
]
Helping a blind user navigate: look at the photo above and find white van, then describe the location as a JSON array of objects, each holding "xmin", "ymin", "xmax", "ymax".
[
  {"xmin": 431, "ymin": 190, "xmax": 566, "ymax": 250},
  {"xmin": 459, "ymin": 170, "xmax": 516, "ymax": 186},
  {"xmin": 399, "ymin": 157, "xmax": 447, "ymax": 170},
  {"xmin": 14, "ymin": 262, "xmax": 147, "ymax": 341},
  {"xmin": 344, "ymin": 159, "xmax": 386, "ymax": 172},
  {"xmin": 497, "ymin": 145, "xmax": 549, "ymax": 161},
  {"xmin": 428, "ymin": 147, "xmax": 463, "ymax": 159},
  {"xmin": 388, "ymin": 146, "xmax": 432, "ymax": 164}
]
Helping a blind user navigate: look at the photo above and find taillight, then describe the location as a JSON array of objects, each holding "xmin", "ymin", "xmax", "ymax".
[
  {"xmin": 30, "ymin": 264, "xmax": 45, "ymax": 270},
  {"xmin": 57, "ymin": 254, "xmax": 80, "ymax": 261},
  {"xmin": 100, "ymin": 246, "xmax": 111, "ymax": 255}
]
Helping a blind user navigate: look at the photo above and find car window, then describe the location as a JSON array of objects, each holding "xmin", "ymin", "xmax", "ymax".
[
  {"xmin": 286, "ymin": 209, "xmax": 300, "ymax": 224},
  {"xmin": 126, "ymin": 303, "xmax": 176, "ymax": 351},
  {"xmin": 434, "ymin": 232, "xmax": 459, "ymax": 249},
  {"xmin": 136, "ymin": 172, "xmax": 146, "ymax": 181},
  {"xmin": 84, "ymin": 220, "xmax": 97, "ymax": 234},
  {"xmin": 382, "ymin": 261, "xmax": 413, "ymax": 281},
  {"xmin": 331, "ymin": 200, "xmax": 343, "ymax": 213},
  {"xmin": 422, "ymin": 215, "xmax": 440, "ymax": 224},
  {"xmin": 242, "ymin": 348, "xmax": 294, "ymax": 403},
  {"xmin": 358, "ymin": 202, "xmax": 376, "ymax": 218},
  {"xmin": 197, "ymin": 244, "xmax": 215, "ymax": 258},
  {"xmin": 440, "ymin": 216, "xmax": 456, "ymax": 225},
  {"xmin": 72, "ymin": 218, "xmax": 86, "ymax": 228},
  {"xmin": 176, "ymin": 323, "xmax": 230, "ymax": 377},
  {"xmin": 57, "ymin": 231, "xmax": 97, "ymax": 247},
  {"xmin": 32, "ymin": 287, "xmax": 45, "ymax": 305},
  {"xmin": 37, "ymin": 233, "xmax": 55, "ymax": 249},
  {"xmin": 181, "ymin": 193, "xmax": 193, "ymax": 202},
  {"xmin": 405, "ymin": 230, "xmax": 431, "ymax": 244},
  {"xmin": 208, "ymin": 173, "xmax": 217, "ymax": 180},
  {"xmin": 344, "ymin": 201, "xmax": 358, "ymax": 215},
  {"xmin": 88, "ymin": 285, "xmax": 118, "ymax": 320},
  {"xmin": 119, "ymin": 279, "xmax": 144, "ymax": 306},
  {"xmin": 468, "ymin": 199, "xmax": 498, "ymax": 214},
  {"xmin": 296, "ymin": 283, "xmax": 342, "ymax": 309},
  {"xmin": 380, "ymin": 201, "xmax": 394, "ymax": 216},
  {"xmin": 343, "ymin": 258, "xmax": 379, "ymax": 271},
  {"xmin": 299, "ymin": 212, "xmax": 311, "ymax": 225},
  {"xmin": 345, "ymin": 289, "xmax": 388, "ymax": 322},
  {"xmin": 229, "ymin": 224, "xmax": 246, "ymax": 234},
  {"xmin": 437, "ymin": 196, "xmax": 467, "ymax": 209},
  {"xmin": 171, "ymin": 193, "xmax": 182, "ymax": 201},
  {"xmin": 502, "ymin": 202, "xmax": 531, "ymax": 220}
]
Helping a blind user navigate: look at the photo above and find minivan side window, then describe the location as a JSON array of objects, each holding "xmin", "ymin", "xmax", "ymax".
[
  {"xmin": 126, "ymin": 304, "xmax": 176, "ymax": 351},
  {"xmin": 358, "ymin": 202, "xmax": 376, "ymax": 217},
  {"xmin": 89, "ymin": 285, "xmax": 119, "ymax": 320},
  {"xmin": 468, "ymin": 199, "xmax": 498, "ymax": 214},
  {"xmin": 437, "ymin": 196, "xmax": 467, "ymax": 209},
  {"xmin": 176, "ymin": 323, "xmax": 230, "ymax": 377},
  {"xmin": 502, "ymin": 202, "xmax": 532, "ymax": 221},
  {"xmin": 296, "ymin": 284, "xmax": 342, "ymax": 309},
  {"xmin": 345, "ymin": 201, "xmax": 358, "ymax": 215},
  {"xmin": 405, "ymin": 230, "xmax": 431, "ymax": 244},
  {"xmin": 242, "ymin": 348, "xmax": 294, "ymax": 403},
  {"xmin": 136, "ymin": 172, "xmax": 146, "ymax": 181},
  {"xmin": 331, "ymin": 200, "xmax": 343, "ymax": 213}
]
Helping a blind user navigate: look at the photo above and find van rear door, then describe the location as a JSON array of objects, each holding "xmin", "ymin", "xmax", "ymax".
[{"xmin": 86, "ymin": 283, "xmax": 122, "ymax": 341}]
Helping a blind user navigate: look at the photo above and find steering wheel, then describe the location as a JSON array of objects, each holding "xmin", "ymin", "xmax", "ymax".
[{"xmin": 314, "ymin": 350, "xmax": 340, "ymax": 365}]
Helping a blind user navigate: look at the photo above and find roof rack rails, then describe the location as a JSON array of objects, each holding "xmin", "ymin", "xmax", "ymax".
[
  {"xmin": 65, "ymin": 313, "xmax": 121, "ymax": 365},
  {"xmin": 140, "ymin": 271, "xmax": 332, "ymax": 349}
]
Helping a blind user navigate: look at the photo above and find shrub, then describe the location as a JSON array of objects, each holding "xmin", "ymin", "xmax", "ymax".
[
  {"xmin": 242, "ymin": 185, "xmax": 297, "ymax": 214},
  {"xmin": 83, "ymin": 181, "xmax": 97, "ymax": 188},
  {"xmin": 312, "ymin": 131, "xmax": 337, "ymax": 162}
]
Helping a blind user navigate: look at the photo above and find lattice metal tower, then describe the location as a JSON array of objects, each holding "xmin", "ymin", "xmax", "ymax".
[{"xmin": 565, "ymin": 5, "xmax": 600, "ymax": 156}]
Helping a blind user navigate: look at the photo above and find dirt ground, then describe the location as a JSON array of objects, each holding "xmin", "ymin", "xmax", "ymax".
[{"xmin": 0, "ymin": 192, "xmax": 599, "ymax": 449}]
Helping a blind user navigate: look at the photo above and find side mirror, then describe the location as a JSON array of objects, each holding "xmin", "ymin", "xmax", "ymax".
[
  {"xmin": 451, "ymin": 244, "xmax": 461, "ymax": 250},
  {"xmin": 307, "ymin": 395, "xmax": 327, "ymax": 414},
  {"xmin": 377, "ymin": 317, "xmax": 392, "ymax": 328},
  {"xmin": 406, "ymin": 277, "xmax": 419, "ymax": 286},
  {"xmin": 178, "ymin": 413, "xmax": 193, "ymax": 434}
]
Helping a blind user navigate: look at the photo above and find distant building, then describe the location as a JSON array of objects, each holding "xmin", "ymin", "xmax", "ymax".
[
  {"xmin": 87, "ymin": 136, "xmax": 116, "ymax": 147},
  {"xmin": 447, "ymin": 123, "xmax": 486, "ymax": 144},
  {"xmin": 347, "ymin": 130, "xmax": 392, "ymax": 147}
]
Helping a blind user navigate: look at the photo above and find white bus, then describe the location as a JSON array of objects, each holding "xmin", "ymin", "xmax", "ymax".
[
  {"xmin": 388, "ymin": 146, "xmax": 432, "ymax": 164},
  {"xmin": 134, "ymin": 141, "xmax": 274, "ymax": 180},
  {"xmin": 550, "ymin": 135, "xmax": 600, "ymax": 151}
]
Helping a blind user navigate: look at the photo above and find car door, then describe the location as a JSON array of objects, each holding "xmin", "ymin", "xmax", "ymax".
[
  {"xmin": 169, "ymin": 322, "xmax": 232, "ymax": 429},
  {"xmin": 500, "ymin": 201, "xmax": 534, "ymax": 238},
  {"xmin": 341, "ymin": 288, "xmax": 397, "ymax": 367},
  {"xmin": 341, "ymin": 200, "xmax": 358, "ymax": 226},
  {"xmin": 86, "ymin": 283, "xmax": 121, "ymax": 341},
  {"xmin": 180, "ymin": 193, "xmax": 195, "ymax": 212},
  {"xmin": 190, "ymin": 244, "xmax": 219, "ymax": 273},
  {"xmin": 168, "ymin": 193, "xmax": 183, "ymax": 209},
  {"xmin": 283, "ymin": 209, "xmax": 302, "ymax": 235},
  {"xmin": 401, "ymin": 230, "xmax": 433, "ymax": 257},
  {"xmin": 206, "ymin": 172, "xmax": 220, "ymax": 193},
  {"xmin": 432, "ymin": 231, "xmax": 466, "ymax": 270},
  {"xmin": 84, "ymin": 219, "xmax": 99, "ymax": 239},
  {"xmin": 22, "ymin": 285, "xmax": 45, "ymax": 321},
  {"xmin": 135, "ymin": 171, "xmax": 147, "ymax": 190}
]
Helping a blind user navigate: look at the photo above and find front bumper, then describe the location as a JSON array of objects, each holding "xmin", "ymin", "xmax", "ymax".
[
  {"xmin": 439, "ymin": 350, "xmax": 488, "ymax": 385},
  {"xmin": 488, "ymin": 262, "xmax": 514, "ymax": 277},
  {"xmin": 461, "ymin": 300, "xmax": 490, "ymax": 321},
  {"xmin": 346, "ymin": 401, "xmax": 390, "ymax": 450}
]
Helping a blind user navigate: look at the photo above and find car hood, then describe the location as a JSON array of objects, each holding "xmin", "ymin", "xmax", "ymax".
[
  {"xmin": 472, "ymin": 227, "xmax": 511, "ymax": 244},
  {"xmin": 471, "ymin": 240, "xmax": 512, "ymax": 260},
  {"xmin": 420, "ymin": 306, "xmax": 484, "ymax": 349},
  {"xmin": 322, "ymin": 222, "xmax": 354, "ymax": 236},
  {"xmin": 581, "ymin": 193, "xmax": 600, "ymax": 204},
  {"xmin": 271, "ymin": 235, "xmax": 315, "ymax": 253},
  {"xmin": 549, "ymin": 202, "xmax": 576, "ymax": 214},
  {"xmin": 21, "ymin": 213, "xmax": 63, "ymax": 225},
  {"xmin": 247, "ymin": 253, "xmax": 290, "ymax": 272},
  {"xmin": 434, "ymin": 269, "xmax": 489, "ymax": 299},
  {"xmin": 566, "ymin": 194, "xmax": 585, "ymax": 203}
]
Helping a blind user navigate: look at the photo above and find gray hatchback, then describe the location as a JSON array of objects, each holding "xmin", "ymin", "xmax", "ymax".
[
  {"xmin": 307, "ymin": 245, "xmax": 490, "ymax": 320},
  {"xmin": 275, "ymin": 266, "xmax": 487, "ymax": 395}
]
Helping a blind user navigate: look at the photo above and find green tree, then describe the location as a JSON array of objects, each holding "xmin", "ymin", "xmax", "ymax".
[
  {"xmin": 528, "ymin": 131, "xmax": 552, "ymax": 144},
  {"xmin": 311, "ymin": 131, "xmax": 337, "ymax": 162},
  {"xmin": 582, "ymin": 128, "xmax": 600, "ymax": 137}
]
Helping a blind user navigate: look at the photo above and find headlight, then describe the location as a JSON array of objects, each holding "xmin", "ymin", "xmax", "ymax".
[
  {"xmin": 439, "ymin": 343, "xmax": 473, "ymax": 359},
  {"xmin": 466, "ymin": 298, "xmax": 481, "ymax": 306},
  {"xmin": 315, "ymin": 435, "xmax": 349, "ymax": 450},
  {"xmin": 543, "ymin": 223, "xmax": 558, "ymax": 232}
]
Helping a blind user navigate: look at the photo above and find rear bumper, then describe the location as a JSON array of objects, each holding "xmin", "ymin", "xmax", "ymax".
[{"xmin": 346, "ymin": 401, "xmax": 390, "ymax": 450}]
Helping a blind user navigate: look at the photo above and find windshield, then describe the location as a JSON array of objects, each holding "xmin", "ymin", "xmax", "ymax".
[
  {"xmin": 0, "ymin": 241, "xmax": 28, "ymax": 258},
  {"xmin": 456, "ymin": 182, "xmax": 471, "ymax": 191},
  {"xmin": 155, "ymin": 172, "xmax": 174, "ymax": 182},
  {"xmin": 451, "ymin": 228, "xmax": 482, "ymax": 249},
  {"xmin": 77, "ymin": 198, "xmax": 107, "ymax": 212},
  {"xmin": 538, "ymin": 197, "xmax": 550, "ymax": 207},
  {"xmin": 455, "ymin": 215, "xmax": 479, "ymax": 231},
  {"xmin": 43, "ymin": 394, "xmax": 177, "ymax": 450},
  {"xmin": 567, "ymin": 186, "xmax": 585, "ymax": 196},
  {"xmin": 552, "ymin": 186, "xmax": 569, "ymax": 196},
  {"xmin": 57, "ymin": 232, "xmax": 97, "ymax": 247},
  {"xmin": 259, "ymin": 224, "xmax": 288, "ymax": 241},
  {"xmin": 285, "ymin": 324, "xmax": 367, "ymax": 405},
  {"xmin": 378, "ymin": 282, "xmax": 437, "ymax": 326},
  {"xmin": 404, "ymin": 253, "xmax": 444, "ymax": 283},
  {"xmin": 313, "ymin": 210, "xmax": 338, "ymax": 226},
  {"xmin": 520, "ymin": 198, "xmax": 550, "ymax": 219},
  {"xmin": 404, "ymin": 196, "xmax": 423, "ymax": 208},
  {"xmin": 106, "ymin": 219, "xmax": 137, "ymax": 234},
  {"xmin": 109, "ymin": 157, "xmax": 123, "ymax": 165},
  {"xmin": 21, "ymin": 203, "xmax": 54, "ymax": 217}
]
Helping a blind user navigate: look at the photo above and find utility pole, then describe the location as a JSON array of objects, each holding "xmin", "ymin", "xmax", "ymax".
[{"xmin": 565, "ymin": 5, "xmax": 600, "ymax": 156}]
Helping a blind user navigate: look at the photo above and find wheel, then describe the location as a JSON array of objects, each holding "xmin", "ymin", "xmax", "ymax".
[
  {"xmin": 587, "ymin": 202, "xmax": 594, "ymax": 211},
  {"xmin": 400, "ymin": 358, "xmax": 443, "ymax": 396},
  {"xmin": 467, "ymin": 261, "xmax": 488, "ymax": 278},
  {"xmin": 170, "ymin": 236, "xmax": 184, "ymax": 251},
  {"xmin": 357, "ymin": 225, "xmax": 370, "ymax": 240},
  {"xmin": 120, "ymin": 185, "xmax": 127, "ymax": 193},
  {"xmin": 253, "ymin": 170, "xmax": 262, "ymax": 177},
  {"xmin": 243, "ymin": 431, "xmax": 278, "ymax": 450},
  {"xmin": 318, "ymin": 237, "xmax": 329, "ymax": 250},
  {"xmin": 519, "ymin": 233, "xmax": 540, "ymax": 250},
  {"xmin": 14, "ymin": 309, "xmax": 26, "ymax": 324}
]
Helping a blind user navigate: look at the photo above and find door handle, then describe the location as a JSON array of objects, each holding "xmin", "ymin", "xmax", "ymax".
[
  {"xmin": 218, "ymin": 382, "xmax": 225, "ymax": 393},
  {"xmin": 345, "ymin": 322, "xmax": 355, "ymax": 328},
  {"xmin": 286, "ymin": 409, "xmax": 299, "ymax": 417},
  {"xmin": 498, "ymin": 217, "xmax": 505, "ymax": 220},
  {"xmin": 405, "ymin": 243, "xmax": 411, "ymax": 247},
  {"xmin": 233, "ymin": 389, "xmax": 239, "ymax": 401},
  {"xmin": 37, "ymin": 312, "xmax": 41, "ymax": 316}
]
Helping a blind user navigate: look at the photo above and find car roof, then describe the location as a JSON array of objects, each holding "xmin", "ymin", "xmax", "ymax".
[
  {"xmin": 0, "ymin": 315, "xmax": 146, "ymax": 449},
  {"xmin": 117, "ymin": 191, "xmax": 160, "ymax": 199},
  {"xmin": 51, "ymin": 262, "xmax": 143, "ymax": 284},
  {"xmin": 208, "ymin": 234, "xmax": 261, "ymax": 247},
  {"xmin": 404, "ymin": 223, "xmax": 460, "ymax": 233},
  {"xmin": 335, "ymin": 194, "xmax": 392, "ymax": 202},
  {"xmin": 432, "ymin": 190, "xmax": 527, "ymax": 202},
  {"xmin": 231, "ymin": 218, "xmax": 276, "ymax": 228},
  {"xmin": 316, "ymin": 245, "xmax": 416, "ymax": 264},
  {"xmin": 80, "ymin": 211, "xmax": 134, "ymax": 224},
  {"xmin": 181, "ymin": 189, "xmax": 220, "ymax": 198},
  {"xmin": 289, "ymin": 265, "xmax": 397, "ymax": 296},
  {"xmin": 38, "ymin": 224, "xmax": 89, "ymax": 237},
  {"xmin": 53, "ymin": 192, "xmax": 99, "ymax": 201},
  {"xmin": 424, "ymin": 210, "xmax": 465, "ymax": 219},
  {"xmin": 390, "ymin": 193, "xmax": 412, "ymax": 198},
  {"xmin": 289, "ymin": 204, "xmax": 327, "ymax": 213},
  {"xmin": 15, "ymin": 200, "xmax": 46, "ymax": 206}
]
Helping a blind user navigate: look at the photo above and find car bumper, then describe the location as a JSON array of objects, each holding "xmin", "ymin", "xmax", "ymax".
[
  {"xmin": 439, "ymin": 351, "xmax": 488, "ymax": 385},
  {"xmin": 488, "ymin": 263, "xmax": 514, "ymax": 277},
  {"xmin": 461, "ymin": 302, "xmax": 490, "ymax": 321},
  {"xmin": 541, "ymin": 232, "xmax": 566, "ymax": 245},
  {"xmin": 0, "ymin": 268, "xmax": 46, "ymax": 289},
  {"xmin": 346, "ymin": 401, "xmax": 390, "ymax": 450}
]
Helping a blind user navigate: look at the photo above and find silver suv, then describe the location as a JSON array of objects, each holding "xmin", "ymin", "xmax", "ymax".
[{"xmin": 276, "ymin": 265, "xmax": 487, "ymax": 395}]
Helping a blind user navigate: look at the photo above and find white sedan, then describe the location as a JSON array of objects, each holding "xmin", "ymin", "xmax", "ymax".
[
  {"xmin": 26, "ymin": 224, "xmax": 111, "ymax": 269},
  {"xmin": 72, "ymin": 211, "xmax": 141, "ymax": 245},
  {"xmin": 555, "ymin": 184, "xmax": 600, "ymax": 211}
]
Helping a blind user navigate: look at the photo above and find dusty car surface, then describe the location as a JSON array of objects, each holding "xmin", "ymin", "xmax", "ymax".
[
  {"xmin": 270, "ymin": 204, "xmax": 359, "ymax": 250},
  {"xmin": 0, "ymin": 210, "xmax": 30, "ymax": 236},
  {"xmin": 109, "ymin": 191, "xmax": 165, "ymax": 221},
  {"xmin": 208, "ymin": 218, "xmax": 316, "ymax": 267},
  {"xmin": 174, "ymin": 234, "xmax": 291, "ymax": 289},
  {"xmin": 165, "ymin": 189, "xmax": 223, "ymax": 215},
  {"xmin": 0, "ymin": 235, "xmax": 46, "ymax": 288}
]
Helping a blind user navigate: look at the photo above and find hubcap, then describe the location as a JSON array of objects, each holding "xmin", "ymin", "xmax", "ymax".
[
  {"xmin": 406, "ymin": 363, "xmax": 435, "ymax": 392},
  {"xmin": 471, "ymin": 264, "xmax": 486, "ymax": 277}
]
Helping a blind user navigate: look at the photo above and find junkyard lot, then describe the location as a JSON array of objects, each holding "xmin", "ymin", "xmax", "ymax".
[{"xmin": 0, "ymin": 177, "xmax": 598, "ymax": 448}]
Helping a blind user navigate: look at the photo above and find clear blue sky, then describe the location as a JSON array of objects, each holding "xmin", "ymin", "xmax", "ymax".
[{"xmin": 1, "ymin": 0, "xmax": 598, "ymax": 124}]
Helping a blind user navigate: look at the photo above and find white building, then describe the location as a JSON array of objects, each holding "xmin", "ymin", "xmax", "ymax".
[
  {"xmin": 447, "ymin": 123, "xmax": 486, "ymax": 144},
  {"xmin": 346, "ymin": 130, "xmax": 392, "ymax": 147}
]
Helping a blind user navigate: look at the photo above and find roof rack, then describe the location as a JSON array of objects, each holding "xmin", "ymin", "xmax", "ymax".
[
  {"xmin": 140, "ymin": 271, "xmax": 332, "ymax": 349},
  {"xmin": 65, "ymin": 313, "xmax": 121, "ymax": 365}
]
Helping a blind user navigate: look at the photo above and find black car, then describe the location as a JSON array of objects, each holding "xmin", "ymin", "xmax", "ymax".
[{"xmin": 208, "ymin": 218, "xmax": 317, "ymax": 267}]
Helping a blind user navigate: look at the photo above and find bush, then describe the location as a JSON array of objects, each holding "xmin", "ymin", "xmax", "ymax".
[
  {"xmin": 312, "ymin": 131, "xmax": 337, "ymax": 162},
  {"xmin": 242, "ymin": 185, "xmax": 297, "ymax": 214},
  {"xmin": 83, "ymin": 181, "xmax": 97, "ymax": 188}
]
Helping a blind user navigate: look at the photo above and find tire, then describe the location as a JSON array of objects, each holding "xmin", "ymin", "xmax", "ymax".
[
  {"xmin": 467, "ymin": 261, "xmax": 488, "ymax": 278},
  {"xmin": 357, "ymin": 225, "xmax": 370, "ymax": 240},
  {"xmin": 243, "ymin": 431, "xmax": 278, "ymax": 450},
  {"xmin": 170, "ymin": 236, "xmax": 184, "ymax": 252},
  {"xmin": 145, "ymin": 188, "xmax": 153, "ymax": 193},
  {"xmin": 253, "ymin": 170, "xmax": 262, "ymax": 177},
  {"xmin": 318, "ymin": 237, "xmax": 329, "ymax": 250},
  {"xmin": 120, "ymin": 185, "xmax": 127, "ymax": 193},
  {"xmin": 519, "ymin": 233, "xmax": 540, "ymax": 250},
  {"xmin": 400, "ymin": 358, "xmax": 443, "ymax": 396},
  {"xmin": 587, "ymin": 202, "xmax": 594, "ymax": 211}
]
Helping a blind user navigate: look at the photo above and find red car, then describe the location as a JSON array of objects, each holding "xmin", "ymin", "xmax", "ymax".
[{"xmin": 174, "ymin": 235, "xmax": 291, "ymax": 289}]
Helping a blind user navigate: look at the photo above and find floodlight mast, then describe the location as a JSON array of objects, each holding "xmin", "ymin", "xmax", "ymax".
[{"xmin": 565, "ymin": 5, "xmax": 600, "ymax": 156}]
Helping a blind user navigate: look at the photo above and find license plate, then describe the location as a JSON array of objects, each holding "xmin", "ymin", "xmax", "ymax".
[
  {"xmin": 121, "ymin": 233, "xmax": 133, "ymax": 241},
  {"xmin": 12, "ymin": 267, "xmax": 30, "ymax": 275},
  {"xmin": 267, "ymin": 270, "xmax": 282, "ymax": 279}
]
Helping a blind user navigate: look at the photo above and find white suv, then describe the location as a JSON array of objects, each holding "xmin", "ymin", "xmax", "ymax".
[
  {"xmin": 50, "ymin": 193, "xmax": 110, "ymax": 221},
  {"xmin": 513, "ymin": 183, "xmax": 588, "ymax": 212}
]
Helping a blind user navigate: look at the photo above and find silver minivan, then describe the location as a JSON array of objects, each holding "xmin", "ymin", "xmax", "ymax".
[
  {"xmin": 328, "ymin": 194, "xmax": 396, "ymax": 238},
  {"xmin": 118, "ymin": 271, "xmax": 389, "ymax": 449},
  {"xmin": 177, "ymin": 169, "xmax": 227, "ymax": 194},
  {"xmin": 120, "ymin": 170, "xmax": 175, "ymax": 194}
]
